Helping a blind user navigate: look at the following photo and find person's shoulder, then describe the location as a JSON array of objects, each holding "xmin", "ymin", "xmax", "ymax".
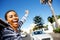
[
  {"xmin": 2, "ymin": 27, "xmax": 14, "ymax": 34},
  {"xmin": 2, "ymin": 27, "xmax": 16, "ymax": 40},
  {"xmin": 2, "ymin": 27, "xmax": 15, "ymax": 38}
]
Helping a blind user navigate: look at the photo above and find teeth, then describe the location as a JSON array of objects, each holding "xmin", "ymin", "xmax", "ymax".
[
  {"xmin": 13, "ymin": 20, "xmax": 18, "ymax": 22},
  {"xmin": 13, "ymin": 20, "xmax": 17, "ymax": 21}
]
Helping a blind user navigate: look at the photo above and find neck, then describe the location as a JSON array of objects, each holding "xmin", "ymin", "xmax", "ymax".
[{"xmin": 10, "ymin": 25, "xmax": 18, "ymax": 32}]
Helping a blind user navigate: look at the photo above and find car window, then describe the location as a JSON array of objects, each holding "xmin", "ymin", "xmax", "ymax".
[{"xmin": 33, "ymin": 31, "xmax": 43, "ymax": 35}]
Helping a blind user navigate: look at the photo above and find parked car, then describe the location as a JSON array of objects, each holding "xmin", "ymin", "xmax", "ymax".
[{"xmin": 30, "ymin": 30, "xmax": 53, "ymax": 40}]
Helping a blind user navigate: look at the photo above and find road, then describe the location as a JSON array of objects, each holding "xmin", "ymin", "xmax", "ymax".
[
  {"xmin": 22, "ymin": 33, "xmax": 60, "ymax": 40},
  {"xmin": 50, "ymin": 33, "xmax": 60, "ymax": 40},
  {"xmin": 22, "ymin": 34, "xmax": 31, "ymax": 40}
]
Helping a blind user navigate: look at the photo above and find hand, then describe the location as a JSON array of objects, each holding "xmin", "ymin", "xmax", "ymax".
[{"xmin": 25, "ymin": 10, "xmax": 29, "ymax": 14}]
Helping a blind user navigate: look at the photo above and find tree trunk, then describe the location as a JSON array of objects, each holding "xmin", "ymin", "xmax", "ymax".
[{"xmin": 48, "ymin": 2, "xmax": 59, "ymax": 28}]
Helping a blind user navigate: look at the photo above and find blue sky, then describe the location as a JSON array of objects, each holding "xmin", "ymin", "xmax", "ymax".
[{"xmin": 0, "ymin": 0, "xmax": 60, "ymax": 29}]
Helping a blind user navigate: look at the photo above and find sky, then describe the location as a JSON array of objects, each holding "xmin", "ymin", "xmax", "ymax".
[{"xmin": 0, "ymin": 0, "xmax": 60, "ymax": 30}]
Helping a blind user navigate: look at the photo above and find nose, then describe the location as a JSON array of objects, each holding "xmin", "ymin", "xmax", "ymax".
[{"xmin": 13, "ymin": 16, "xmax": 18, "ymax": 20}]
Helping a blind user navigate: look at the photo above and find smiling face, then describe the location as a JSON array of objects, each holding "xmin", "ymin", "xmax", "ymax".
[{"xmin": 6, "ymin": 11, "xmax": 19, "ymax": 29}]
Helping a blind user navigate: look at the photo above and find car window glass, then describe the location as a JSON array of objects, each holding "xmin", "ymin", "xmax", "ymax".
[{"xmin": 33, "ymin": 31, "xmax": 42, "ymax": 35}]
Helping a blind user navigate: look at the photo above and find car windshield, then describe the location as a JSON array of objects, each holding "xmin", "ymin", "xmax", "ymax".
[{"xmin": 33, "ymin": 31, "xmax": 44, "ymax": 35}]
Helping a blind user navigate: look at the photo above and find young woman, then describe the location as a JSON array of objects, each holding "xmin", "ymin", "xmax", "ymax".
[{"xmin": 2, "ymin": 10, "xmax": 29, "ymax": 40}]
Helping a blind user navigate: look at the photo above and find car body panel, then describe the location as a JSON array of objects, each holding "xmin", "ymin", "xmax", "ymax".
[{"xmin": 30, "ymin": 30, "xmax": 53, "ymax": 40}]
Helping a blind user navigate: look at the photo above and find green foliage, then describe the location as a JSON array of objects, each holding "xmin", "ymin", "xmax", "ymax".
[
  {"xmin": 33, "ymin": 25, "xmax": 43, "ymax": 31},
  {"xmin": 33, "ymin": 16, "xmax": 44, "ymax": 31},
  {"xmin": 41, "ymin": 0, "xmax": 53, "ymax": 4},
  {"xmin": 33, "ymin": 16, "xmax": 42, "ymax": 24},
  {"xmin": 48, "ymin": 16, "xmax": 54, "ymax": 23},
  {"xmin": 48, "ymin": 15, "xmax": 60, "ymax": 24},
  {"xmin": 44, "ymin": 25, "xmax": 48, "ymax": 28},
  {"xmin": 57, "ymin": 15, "xmax": 60, "ymax": 19},
  {"xmin": 53, "ymin": 28, "xmax": 60, "ymax": 33},
  {"xmin": 33, "ymin": 16, "xmax": 44, "ymax": 25}
]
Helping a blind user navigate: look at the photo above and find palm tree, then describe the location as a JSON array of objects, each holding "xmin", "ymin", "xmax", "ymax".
[
  {"xmin": 57, "ymin": 15, "xmax": 60, "ymax": 19},
  {"xmin": 48, "ymin": 16, "xmax": 53, "ymax": 24},
  {"xmin": 33, "ymin": 16, "xmax": 44, "ymax": 31},
  {"xmin": 40, "ymin": 0, "xmax": 59, "ymax": 28},
  {"xmin": 33, "ymin": 16, "xmax": 44, "ymax": 25}
]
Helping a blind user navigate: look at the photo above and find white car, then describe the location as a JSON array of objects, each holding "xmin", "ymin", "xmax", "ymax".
[
  {"xmin": 30, "ymin": 30, "xmax": 53, "ymax": 40},
  {"xmin": 21, "ymin": 32, "xmax": 27, "ymax": 37}
]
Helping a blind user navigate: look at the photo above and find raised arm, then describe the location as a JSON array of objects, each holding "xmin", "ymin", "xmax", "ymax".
[{"xmin": 18, "ymin": 10, "xmax": 29, "ymax": 27}]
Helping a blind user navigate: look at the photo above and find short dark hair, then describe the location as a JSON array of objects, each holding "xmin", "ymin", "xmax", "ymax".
[{"xmin": 5, "ymin": 10, "xmax": 17, "ymax": 20}]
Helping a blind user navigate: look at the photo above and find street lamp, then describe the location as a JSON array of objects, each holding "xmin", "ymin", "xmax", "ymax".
[{"xmin": 40, "ymin": 0, "xmax": 59, "ymax": 28}]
